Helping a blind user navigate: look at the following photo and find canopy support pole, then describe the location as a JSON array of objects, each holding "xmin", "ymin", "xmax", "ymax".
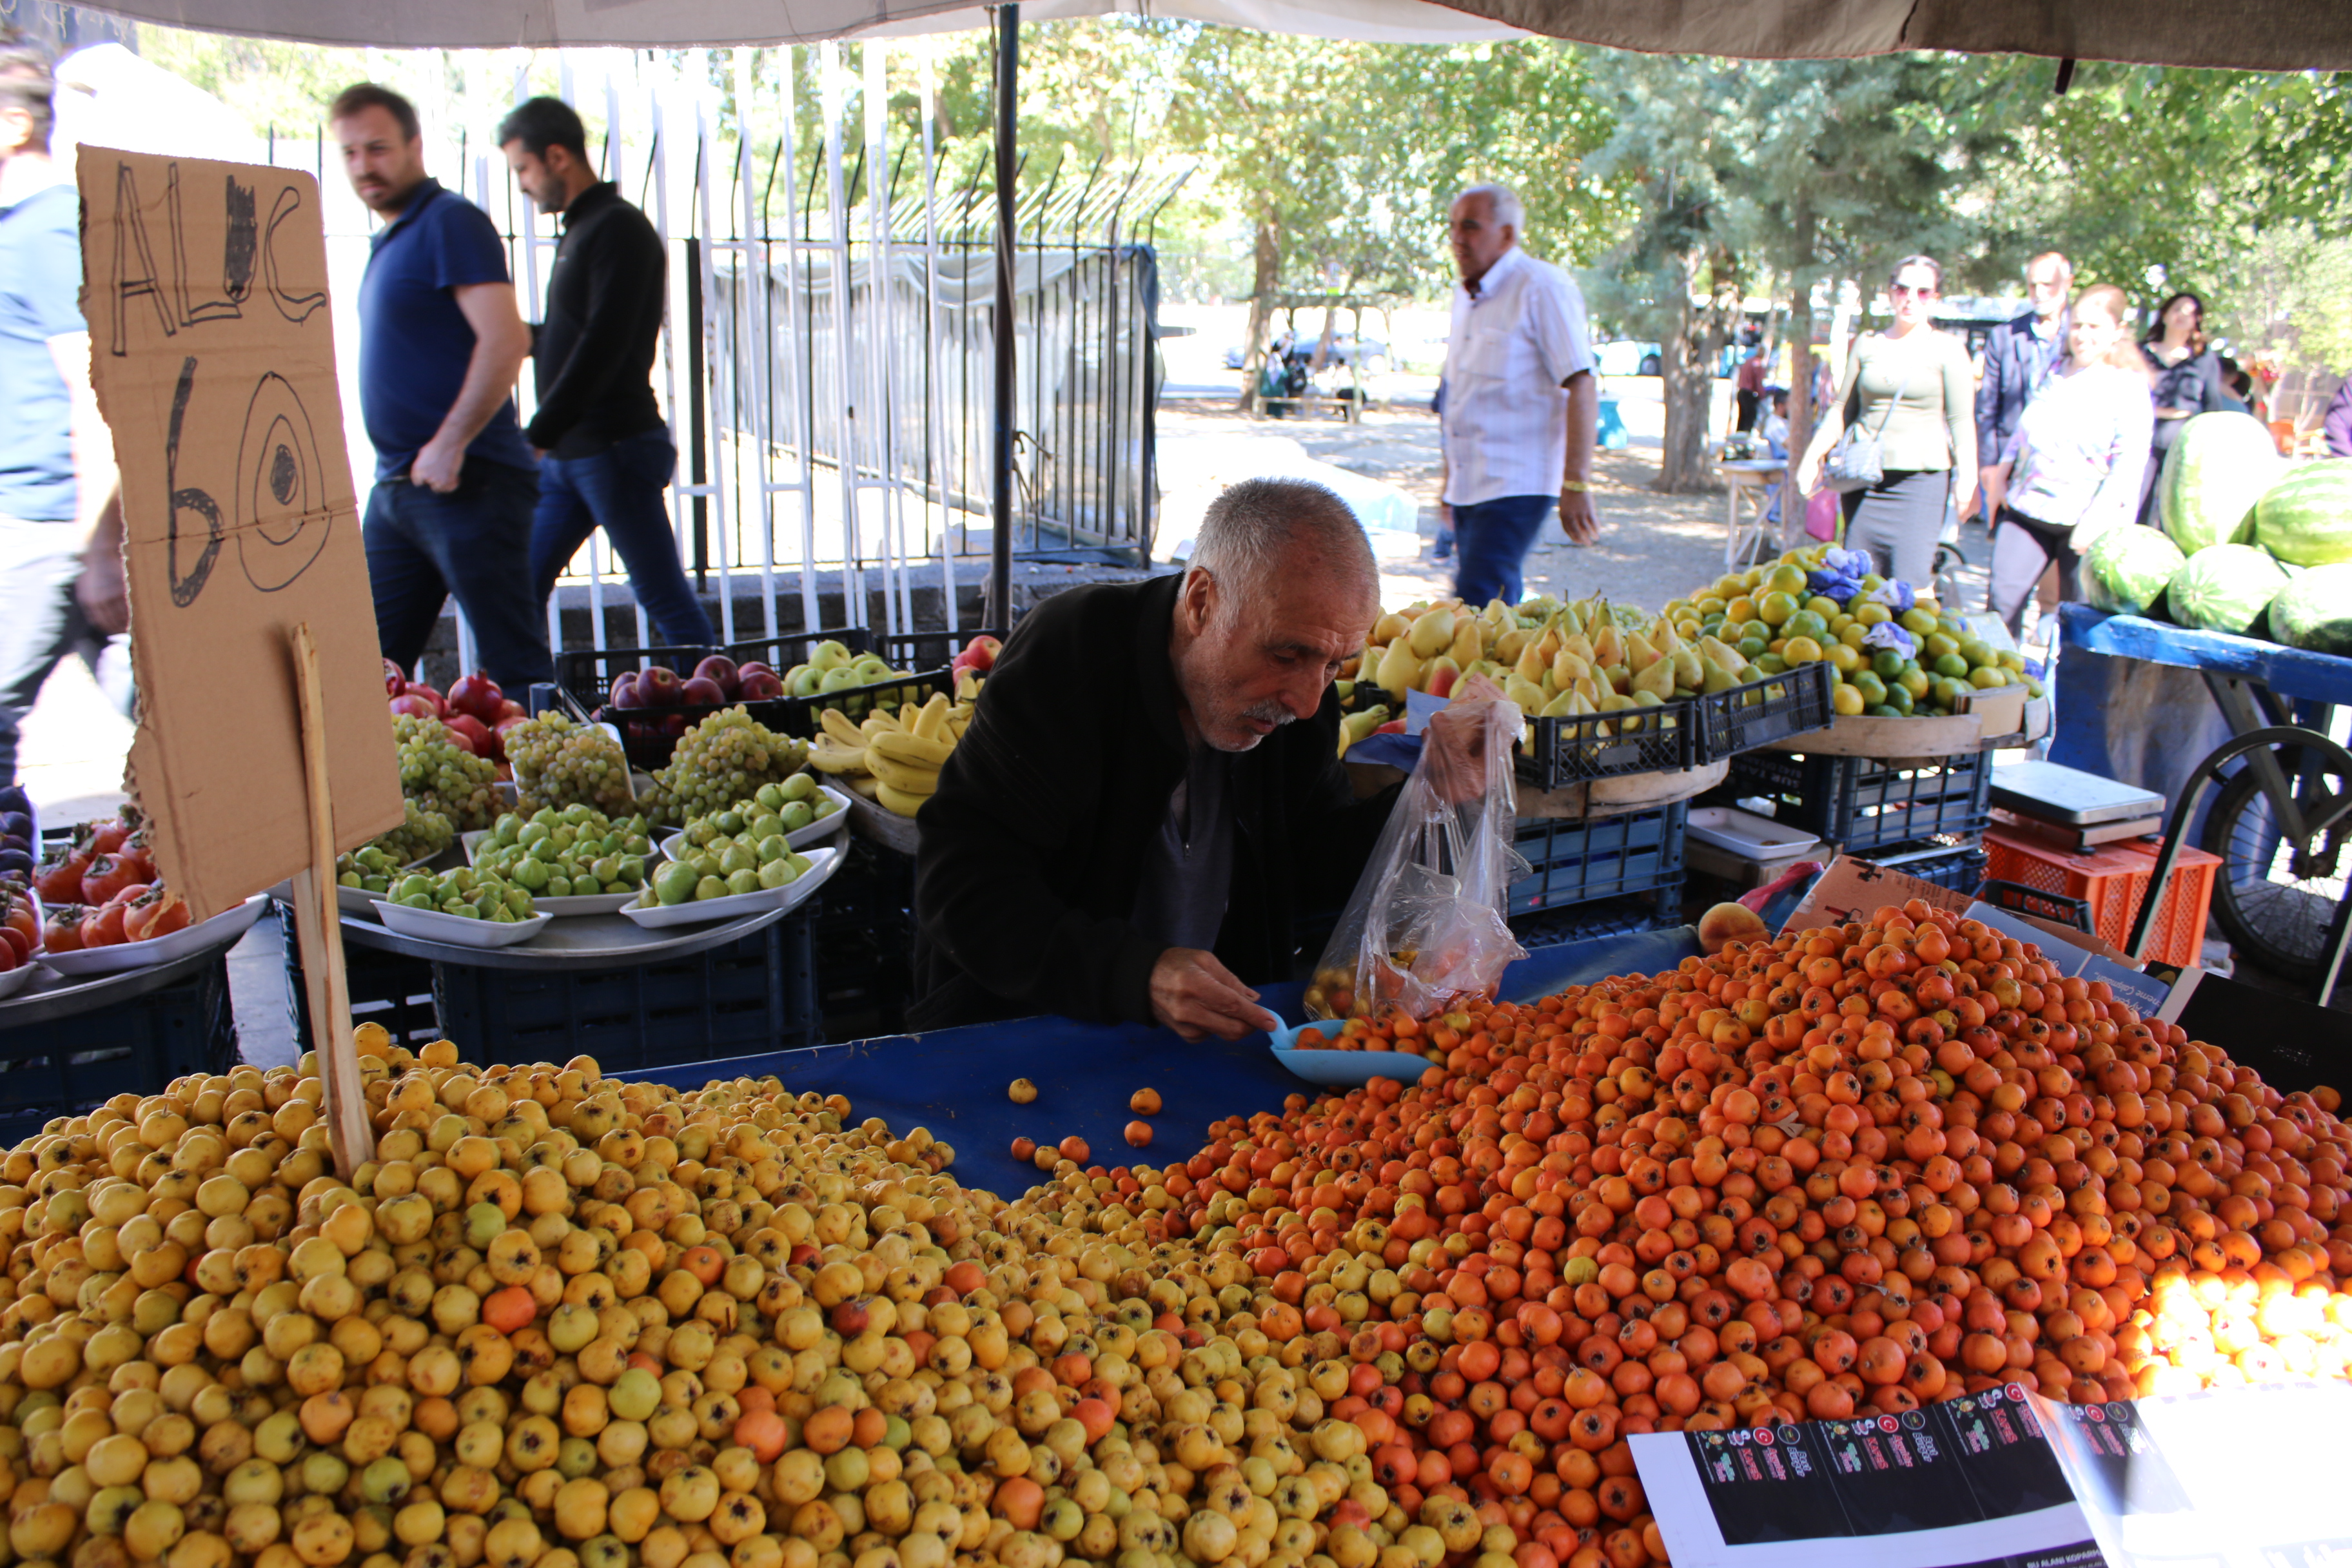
[{"xmin": 991, "ymin": 3, "xmax": 1017, "ymax": 629}]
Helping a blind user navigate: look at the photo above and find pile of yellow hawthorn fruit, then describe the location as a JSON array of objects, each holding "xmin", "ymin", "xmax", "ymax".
[{"xmin": 0, "ymin": 896, "xmax": 2344, "ymax": 1568}]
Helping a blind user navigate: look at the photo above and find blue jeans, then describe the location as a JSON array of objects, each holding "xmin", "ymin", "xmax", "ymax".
[
  {"xmin": 1451, "ymin": 494, "xmax": 1554, "ymax": 609},
  {"xmin": 364, "ymin": 458, "xmax": 554, "ymax": 691},
  {"xmin": 0, "ymin": 518, "xmax": 134, "ymax": 785},
  {"xmin": 530, "ymin": 429, "xmax": 714, "ymax": 649}
]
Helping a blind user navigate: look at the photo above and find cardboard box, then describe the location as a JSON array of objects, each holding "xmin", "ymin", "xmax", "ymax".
[
  {"xmin": 1954, "ymin": 683, "xmax": 2024, "ymax": 738},
  {"xmin": 79, "ymin": 149, "xmax": 403, "ymax": 919}
]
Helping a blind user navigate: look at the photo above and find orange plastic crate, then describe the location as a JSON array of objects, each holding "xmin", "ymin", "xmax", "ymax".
[{"xmin": 1981, "ymin": 828, "xmax": 2219, "ymax": 968}]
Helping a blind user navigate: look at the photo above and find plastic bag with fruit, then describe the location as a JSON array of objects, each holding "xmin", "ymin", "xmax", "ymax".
[{"xmin": 1303, "ymin": 700, "xmax": 1527, "ymax": 1022}]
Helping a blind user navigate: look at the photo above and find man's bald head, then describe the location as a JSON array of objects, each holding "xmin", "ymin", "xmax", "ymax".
[{"xmin": 1172, "ymin": 479, "xmax": 1380, "ymax": 752}]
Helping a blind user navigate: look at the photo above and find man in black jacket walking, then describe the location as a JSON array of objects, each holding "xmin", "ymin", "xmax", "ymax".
[
  {"xmin": 911, "ymin": 478, "xmax": 1506, "ymax": 1039},
  {"xmin": 1974, "ymin": 251, "xmax": 2072, "ymax": 522},
  {"xmin": 500, "ymin": 97, "xmax": 714, "ymax": 649}
]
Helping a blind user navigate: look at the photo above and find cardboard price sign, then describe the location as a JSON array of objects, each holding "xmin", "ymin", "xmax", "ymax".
[{"xmin": 78, "ymin": 148, "xmax": 402, "ymax": 921}]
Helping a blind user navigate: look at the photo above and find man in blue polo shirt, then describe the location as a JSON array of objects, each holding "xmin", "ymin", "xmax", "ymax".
[
  {"xmin": 0, "ymin": 36, "xmax": 130, "ymax": 787},
  {"xmin": 331, "ymin": 82, "xmax": 553, "ymax": 691}
]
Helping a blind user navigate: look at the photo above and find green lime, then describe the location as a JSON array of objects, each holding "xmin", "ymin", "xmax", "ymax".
[
  {"xmin": 1923, "ymin": 632, "xmax": 1959, "ymax": 660},
  {"xmin": 1783, "ymin": 610, "xmax": 1828, "ymax": 643},
  {"xmin": 1872, "ymin": 649, "xmax": 1908, "ymax": 681},
  {"xmin": 1850, "ymin": 671, "xmax": 1888, "ymax": 707},
  {"xmin": 1755, "ymin": 652, "xmax": 1788, "ymax": 675},
  {"xmin": 1758, "ymin": 591, "xmax": 1798, "ymax": 626},
  {"xmin": 1884, "ymin": 682, "xmax": 1915, "ymax": 714},
  {"xmin": 1932, "ymin": 652, "xmax": 1970, "ymax": 679}
]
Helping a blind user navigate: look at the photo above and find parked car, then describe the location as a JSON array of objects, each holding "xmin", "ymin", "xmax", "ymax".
[{"xmin": 1595, "ymin": 340, "xmax": 1663, "ymax": 378}]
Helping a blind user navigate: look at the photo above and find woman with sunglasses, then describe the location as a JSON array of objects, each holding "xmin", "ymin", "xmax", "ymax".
[
  {"xmin": 2137, "ymin": 291, "xmax": 2240, "ymax": 520},
  {"xmin": 1981, "ymin": 284, "xmax": 2155, "ymax": 638},
  {"xmin": 1798, "ymin": 255, "xmax": 1976, "ymax": 586}
]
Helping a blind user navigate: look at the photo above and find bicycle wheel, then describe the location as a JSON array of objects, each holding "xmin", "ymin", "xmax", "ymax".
[{"xmin": 2200, "ymin": 752, "xmax": 2352, "ymax": 980}]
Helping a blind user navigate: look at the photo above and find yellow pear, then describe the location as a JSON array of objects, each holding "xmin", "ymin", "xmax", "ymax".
[
  {"xmin": 1514, "ymin": 641, "xmax": 1550, "ymax": 685},
  {"xmin": 1533, "ymin": 628, "xmax": 1563, "ymax": 664},
  {"xmin": 1423, "ymin": 654, "xmax": 1460, "ymax": 695},
  {"xmin": 1573, "ymin": 674, "xmax": 1601, "ymax": 704},
  {"xmin": 1553, "ymin": 649, "xmax": 1591, "ymax": 688},
  {"xmin": 1409, "ymin": 607, "xmax": 1456, "ymax": 659},
  {"xmin": 1561, "ymin": 632, "xmax": 1595, "ymax": 665},
  {"xmin": 1701, "ymin": 656, "xmax": 1740, "ymax": 694},
  {"xmin": 1539, "ymin": 688, "xmax": 1582, "ymax": 718},
  {"xmin": 1701, "ymin": 635, "xmax": 1747, "ymax": 672},
  {"xmin": 1447, "ymin": 617, "xmax": 1484, "ymax": 668},
  {"xmin": 1631, "ymin": 656, "xmax": 1676, "ymax": 700},
  {"xmin": 1652, "ymin": 619, "xmax": 1683, "ymax": 655},
  {"xmin": 1505, "ymin": 674, "xmax": 1548, "ymax": 714},
  {"xmin": 1592, "ymin": 623, "xmax": 1623, "ymax": 669},
  {"xmin": 1496, "ymin": 629, "xmax": 1533, "ymax": 667},
  {"xmin": 1372, "ymin": 612, "xmax": 1409, "ymax": 644},
  {"xmin": 1375, "ymin": 638, "xmax": 1422, "ymax": 702},
  {"xmin": 1624, "ymin": 633, "xmax": 1661, "ymax": 674},
  {"xmin": 1671, "ymin": 648, "xmax": 1703, "ymax": 690},
  {"xmin": 1604, "ymin": 664, "xmax": 1632, "ymax": 694},
  {"xmin": 1483, "ymin": 599, "xmax": 1511, "ymax": 625}
]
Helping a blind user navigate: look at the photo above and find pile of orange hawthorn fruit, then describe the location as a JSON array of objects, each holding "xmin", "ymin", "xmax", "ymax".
[{"xmin": 0, "ymin": 899, "xmax": 2342, "ymax": 1568}]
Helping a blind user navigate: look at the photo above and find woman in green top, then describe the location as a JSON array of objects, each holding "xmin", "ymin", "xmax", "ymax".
[{"xmin": 1798, "ymin": 255, "xmax": 1979, "ymax": 585}]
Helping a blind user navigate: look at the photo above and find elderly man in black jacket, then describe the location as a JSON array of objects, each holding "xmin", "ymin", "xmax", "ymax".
[
  {"xmin": 1974, "ymin": 251, "xmax": 2073, "ymax": 520},
  {"xmin": 912, "ymin": 478, "xmax": 1504, "ymax": 1039}
]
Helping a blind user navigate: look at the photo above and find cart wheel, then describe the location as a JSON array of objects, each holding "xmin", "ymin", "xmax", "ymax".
[{"xmin": 2200, "ymin": 750, "xmax": 2352, "ymax": 981}]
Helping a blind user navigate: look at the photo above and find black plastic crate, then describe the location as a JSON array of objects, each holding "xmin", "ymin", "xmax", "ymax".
[
  {"xmin": 1509, "ymin": 804, "xmax": 1688, "ymax": 914},
  {"xmin": 1857, "ymin": 836, "xmax": 1988, "ymax": 894},
  {"xmin": 279, "ymin": 906, "xmax": 440, "ymax": 1053},
  {"xmin": 1517, "ymin": 698, "xmax": 1698, "ymax": 789},
  {"xmin": 811, "ymin": 839, "xmax": 916, "ymax": 1039},
  {"xmin": 1724, "ymin": 747, "xmax": 1992, "ymax": 852},
  {"xmin": 870, "ymin": 628, "xmax": 1006, "ymax": 681},
  {"xmin": 1509, "ymin": 888, "xmax": 1683, "ymax": 952},
  {"xmin": 430, "ymin": 906, "xmax": 820, "ymax": 1069},
  {"xmin": 1697, "ymin": 661, "xmax": 1836, "ymax": 762},
  {"xmin": 0, "ymin": 957, "xmax": 239, "ymax": 1142},
  {"xmin": 1979, "ymin": 878, "xmax": 2093, "ymax": 933}
]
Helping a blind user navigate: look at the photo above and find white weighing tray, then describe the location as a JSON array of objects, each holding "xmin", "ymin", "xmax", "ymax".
[
  {"xmin": 41, "ymin": 894, "xmax": 269, "ymax": 977},
  {"xmin": 622, "ymin": 845, "xmax": 839, "ymax": 928},
  {"xmin": 1686, "ymin": 806, "xmax": 1821, "ymax": 861},
  {"xmin": 657, "ymin": 786, "xmax": 854, "ymax": 860}
]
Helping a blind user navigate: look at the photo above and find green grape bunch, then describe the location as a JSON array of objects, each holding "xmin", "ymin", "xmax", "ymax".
[
  {"xmin": 644, "ymin": 709, "xmax": 809, "ymax": 827},
  {"xmin": 505, "ymin": 712, "xmax": 637, "ymax": 816},
  {"xmin": 392, "ymin": 714, "xmax": 498, "ymax": 831},
  {"xmin": 369, "ymin": 798, "xmax": 455, "ymax": 866}
]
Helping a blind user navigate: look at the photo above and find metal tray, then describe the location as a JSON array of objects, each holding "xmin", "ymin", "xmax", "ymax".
[{"xmin": 338, "ymin": 899, "xmax": 803, "ymax": 972}]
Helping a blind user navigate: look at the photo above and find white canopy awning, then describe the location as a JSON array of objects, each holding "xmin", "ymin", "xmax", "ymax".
[{"xmin": 84, "ymin": 0, "xmax": 1521, "ymax": 50}]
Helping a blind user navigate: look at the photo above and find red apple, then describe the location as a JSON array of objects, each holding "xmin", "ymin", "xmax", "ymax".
[
  {"xmin": 638, "ymin": 665, "xmax": 683, "ymax": 707},
  {"xmin": 952, "ymin": 634, "xmax": 1002, "ymax": 676},
  {"xmin": 738, "ymin": 660, "xmax": 776, "ymax": 682},
  {"xmin": 739, "ymin": 670, "xmax": 785, "ymax": 700},
  {"xmin": 692, "ymin": 655, "xmax": 741, "ymax": 700},
  {"xmin": 680, "ymin": 675, "xmax": 725, "ymax": 706},
  {"xmin": 609, "ymin": 672, "xmax": 641, "ymax": 710}
]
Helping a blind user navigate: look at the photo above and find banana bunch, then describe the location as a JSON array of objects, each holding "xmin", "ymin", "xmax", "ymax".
[{"xmin": 805, "ymin": 692, "xmax": 972, "ymax": 817}]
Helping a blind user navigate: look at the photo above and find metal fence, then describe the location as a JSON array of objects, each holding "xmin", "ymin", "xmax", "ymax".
[{"xmin": 259, "ymin": 44, "xmax": 1175, "ymax": 671}]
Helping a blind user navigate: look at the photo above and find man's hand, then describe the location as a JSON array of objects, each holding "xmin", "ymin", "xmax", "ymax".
[
  {"xmin": 1559, "ymin": 486, "xmax": 1600, "ymax": 545},
  {"xmin": 75, "ymin": 495, "xmax": 128, "ymax": 636},
  {"xmin": 411, "ymin": 433, "xmax": 466, "ymax": 494},
  {"xmin": 1976, "ymin": 465, "xmax": 2004, "ymax": 523},
  {"xmin": 1422, "ymin": 674, "xmax": 1509, "ymax": 804},
  {"xmin": 1150, "ymin": 948, "xmax": 1280, "ymax": 1042},
  {"xmin": 1795, "ymin": 452, "xmax": 1823, "ymax": 497}
]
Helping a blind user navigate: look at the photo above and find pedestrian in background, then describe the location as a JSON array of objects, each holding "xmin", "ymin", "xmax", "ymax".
[
  {"xmin": 0, "ymin": 35, "xmax": 131, "ymax": 787},
  {"xmin": 2324, "ymin": 375, "xmax": 2352, "ymax": 458},
  {"xmin": 1735, "ymin": 348, "xmax": 1765, "ymax": 433},
  {"xmin": 1797, "ymin": 255, "xmax": 1977, "ymax": 586},
  {"xmin": 1982, "ymin": 284, "xmax": 2153, "ymax": 637},
  {"xmin": 1974, "ymin": 251, "xmax": 2072, "ymax": 522},
  {"xmin": 333, "ymin": 81, "xmax": 554, "ymax": 692},
  {"xmin": 2137, "ymin": 291, "xmax": 2239, "ymax": 521},
  {"xmin": 1435, "ymin": 183, "xmax": 1600, "ymax": 609},
  {"xmin": 500, "ymin": 97, "xmax": 714, "ymax": 652}
]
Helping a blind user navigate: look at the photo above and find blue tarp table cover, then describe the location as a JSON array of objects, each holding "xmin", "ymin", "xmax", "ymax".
[
  {"xmin": 631, "ymin": 925, "xmax": 1702, "ymax": 1197},
  {"xmin": 2059, "ymin": 605, "xmax": 2352, "ymax": 705}
]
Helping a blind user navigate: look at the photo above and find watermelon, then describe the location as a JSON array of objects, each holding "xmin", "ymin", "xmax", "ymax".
[
  {"xmin": 2157, "ymin": 412, "xmax": 2286, "ymax": 554},
  {"xmin": 2253, "ymin": 459, "xmax": 2352, "ymax": 567},
  {"xmin": 2081, "ymin": 526, "xmax": 2186, "ymax": 616},
  {"xmin": 2267, "ymin": 562, "xmax": 2352, "ymax": 654},
  {"xmin": 2166, "ymin": 543, "xmax": 2290, "ymax": 635}
]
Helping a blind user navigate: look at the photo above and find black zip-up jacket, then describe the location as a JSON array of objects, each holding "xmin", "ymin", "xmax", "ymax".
[
  {"xmin": 525, "ymin": 182, "xmax": 666, "ymax": 457},
  {"xmin": 909, "ymin": 574, "xmax": 1400, "ymax": 1030}
]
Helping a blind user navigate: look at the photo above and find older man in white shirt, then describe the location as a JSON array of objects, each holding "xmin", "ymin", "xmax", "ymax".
[{"xmin": 1434, "ymin": 184, "xmax": 1600, "ymax": 608}]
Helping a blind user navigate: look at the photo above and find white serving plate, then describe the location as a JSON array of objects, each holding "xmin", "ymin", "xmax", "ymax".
[
  {"xmin": 373, "ymin": 901, "xmax": 552, "ymax": 948},
  {"xmin": 0, "ymin": 963, "xmax": 37, "ymax": 999},
  {"xmin": 657, "ymin": 787, "xmax": 854, "ymax": 861},
  {"xmin": 1685, "ymin": 805, "xmax": 1821, "ymax": 860},
  {"xmin": 620, "ymin": 845, "xmax": 839, "ymax": 929},
  {"xmin": 41, "ymin": 894, "xmax": 269, "ymax": 977}
]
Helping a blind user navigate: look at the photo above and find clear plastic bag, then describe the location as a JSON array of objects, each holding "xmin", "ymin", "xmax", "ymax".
[{"xmin": 1304, "ymin": 700, "xmax": 1528, "ymax": 1023}]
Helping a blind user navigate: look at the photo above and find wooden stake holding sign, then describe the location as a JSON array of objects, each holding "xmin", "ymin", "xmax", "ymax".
[{"xmin": 77, "ymin": 148, "xmax": 402, "ymax": 1176}]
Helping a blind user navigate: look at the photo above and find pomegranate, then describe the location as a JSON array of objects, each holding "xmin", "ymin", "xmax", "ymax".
[
  {"xmin": 447, "ymin": 669, "xmax": 505, "ymax": 725},
  {"xmin": 389, "ymin": 693, "xmax": 438, "ymax": 721},
  {"xmin": 401, "ymin": 680, "xmax": 447, "ymax": 715},
  {"xmin": 445, "ymin": 712, "xmax": 497, "ymax": 761},
  {"xmin": 496, "ymin": 698, "xmax": 527, "ymax": 722},
  {"xmin": 383, "ymin": 657, "xmax": 407, "ymax": 697}
]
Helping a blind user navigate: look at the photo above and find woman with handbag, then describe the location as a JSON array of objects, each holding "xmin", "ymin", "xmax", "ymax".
[
  {"xmin": 1797, "ymin": 255, "xmax": 1977, "ymax": 585},
  {"xmin": 1981, "ymin": 284, "xmax": 2155, "ymax": 637}
]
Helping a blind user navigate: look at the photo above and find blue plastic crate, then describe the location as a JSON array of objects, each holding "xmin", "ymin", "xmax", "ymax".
[
  {"xmin": 1507, "ymin": 804, "xmax": 1687, "ymax": 914},
  {"xmin": 431, "ymin": 908, "xmax": 821, "ymax": 1069},
  {"xmin": 0, "ymin": 958, "xmax": 239, "ymax": 1142},
  {"xmin": 1509, "ymin": 888, "xmax": 1684, "ymax": 952}
]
